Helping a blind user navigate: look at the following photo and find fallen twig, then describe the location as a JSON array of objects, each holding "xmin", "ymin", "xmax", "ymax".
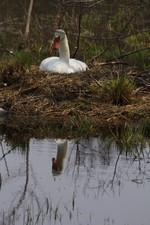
[{"xmin": 88, "ymin": 74, "xmax": 102, "ymax": 87}]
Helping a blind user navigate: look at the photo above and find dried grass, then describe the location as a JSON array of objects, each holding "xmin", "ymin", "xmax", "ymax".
[{"xmin": 0, "ymin": 65, "xmax": 150, "ymax": 130}]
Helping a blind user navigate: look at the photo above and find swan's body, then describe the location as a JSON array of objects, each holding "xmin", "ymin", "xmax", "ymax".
[{"xmin": 40, "ymin": 29, "xmax": 87, "ymax": 74}]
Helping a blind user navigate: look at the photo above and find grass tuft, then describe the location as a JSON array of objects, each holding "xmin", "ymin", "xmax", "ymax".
[{"xmin": 101, "ymin": 75, "xmax": 135, "ymax": 105}]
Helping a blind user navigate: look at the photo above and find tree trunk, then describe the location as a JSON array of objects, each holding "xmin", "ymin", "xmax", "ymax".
[{"xmin": 24, "ymin": 0, "xmax": 34, "ymax": 40}]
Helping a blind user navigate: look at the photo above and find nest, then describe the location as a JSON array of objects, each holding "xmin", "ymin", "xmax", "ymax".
[{"xmin": 0, "ymin": 65, "xmax": 150, "ymax": 131}]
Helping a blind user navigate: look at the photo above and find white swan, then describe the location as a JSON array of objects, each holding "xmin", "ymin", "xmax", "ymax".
[{"xmin": 39, "ymin": 29, "xmax": 88, "ymax": 74}]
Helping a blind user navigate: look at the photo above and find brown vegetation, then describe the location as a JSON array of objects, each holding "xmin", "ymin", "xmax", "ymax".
[{"xmin": 0, "ymin": 65, "xmax": 150, "ymax": 131}]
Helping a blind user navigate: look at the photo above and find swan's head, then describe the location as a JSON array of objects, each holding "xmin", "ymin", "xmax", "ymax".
[
  {"xmin": 52, "ymin": 29, "xmax": 66, "ymax": 49},
  {"xmin": 55, "ymin": 29, "xmax": 66, "ymax": 40}
]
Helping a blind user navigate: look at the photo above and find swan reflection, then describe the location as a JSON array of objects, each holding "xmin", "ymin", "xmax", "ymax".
[{"xmin": 52, "ymin": 139, "xmax": 67, "ymax": 175}]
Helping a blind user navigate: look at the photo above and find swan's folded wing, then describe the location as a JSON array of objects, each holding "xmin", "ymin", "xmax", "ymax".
[
  {"xmin": 69, "ymin": 58, "xmax": 88, "ymax": 73},
  {"xmin": 39, "ymin": 57, "xmax": 59, "ymax": 71}
]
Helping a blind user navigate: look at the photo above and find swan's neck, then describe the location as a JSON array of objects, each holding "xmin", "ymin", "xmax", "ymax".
[{"xmin": 59, "ymin": 35, "xmax": 70, "ymax": 64}]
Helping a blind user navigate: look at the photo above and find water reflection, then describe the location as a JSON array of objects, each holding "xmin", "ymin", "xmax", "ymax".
[
  {"xmin": 52, "ymin": 139, "xmax": 67, "ymax": 175},
  {"xmin": 0, "ymin": 134, "xmax": 150, "ymax": 225}
]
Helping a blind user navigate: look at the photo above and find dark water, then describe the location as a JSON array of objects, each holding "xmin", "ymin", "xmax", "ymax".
[{"xmin": 0, "ymin": 136, "xmax": 150, "ymax": 225}]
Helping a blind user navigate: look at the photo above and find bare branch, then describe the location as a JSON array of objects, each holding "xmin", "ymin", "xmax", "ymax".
[
  {"xmin": 75, "ymin": 29, "xmax": 150, "ymax": 41},
  {"xmin": 63, "ymin": 0, "xmax": 103, "ymax": 7},
  {"xmin": 116, "ymin": 47, "xmax": 150, "ymax": 60},
  {"xmin": 90, "ymin": 5, "xmax": 146, "ymax": 63}
]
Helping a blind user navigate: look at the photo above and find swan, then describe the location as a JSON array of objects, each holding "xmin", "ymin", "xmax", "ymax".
[{"xmin": 39, "ymin": 29, "xmax": 88, "ymax": 74}]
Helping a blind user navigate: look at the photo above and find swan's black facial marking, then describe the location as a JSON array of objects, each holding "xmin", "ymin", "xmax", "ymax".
[
  {"xmin": 55, "ymin": 36, "xmax": 60, "ymax": 42},
  {"xmin": 55, "ymin": 34, "xmax": 65, "ymax": 41}
]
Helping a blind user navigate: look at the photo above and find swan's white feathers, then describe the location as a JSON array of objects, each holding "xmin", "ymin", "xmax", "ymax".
[
  {"xmin": 39, "ymin": 29, "xmax": 88, "ymax": 74},
  {"xmin": 40, "ymin": 57, "xmax": 87, "ymax": 74}
]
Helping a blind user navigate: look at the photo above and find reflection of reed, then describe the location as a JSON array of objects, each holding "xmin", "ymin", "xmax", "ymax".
[
  {"xmin": 0, "ymin": 140, "xmax": 10, "ymax": 176},
  {"xmin": 0, "ymin": 173, "xmax": 1, "ymax": 190},
  {"xmin": 15, "ymin": 148, "xmax": 29, "ymax": 210},
  {"xmin": 7, "ymin": 147, "xmax": 29, "ymax": 223},
  {"xmin": 52, "ymin": 140, "xmax": 67, "ymax": 175}
]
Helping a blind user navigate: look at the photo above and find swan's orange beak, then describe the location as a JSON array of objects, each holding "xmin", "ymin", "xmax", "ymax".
[{"xmin": 51, "ymin": 37, "xmax": 60, "ymax": 50}]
